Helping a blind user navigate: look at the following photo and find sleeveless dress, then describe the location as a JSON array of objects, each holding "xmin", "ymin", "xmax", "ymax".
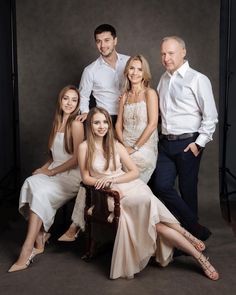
[
  {"xmin": 90, "ymin": 143, "xmax": 179, "ymax": 280},
  {"xmin": 123, "ymin": 100, "xmax": 158, "ymax": 183},
  {"xmin": 19, "ymin": 132, "xmax": 81, "ymax": 232}
]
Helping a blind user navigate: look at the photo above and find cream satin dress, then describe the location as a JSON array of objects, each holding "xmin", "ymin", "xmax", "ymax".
[
  {"xmin": 90, "ymin": 143, "xmax": 179, "ymax": 280},
  {"xmin": 19, "ymin": 132, "xmax": 81, "ymax": 231}
]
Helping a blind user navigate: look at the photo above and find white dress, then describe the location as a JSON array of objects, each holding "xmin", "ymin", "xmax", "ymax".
[
  {"xmin": 90, "ymin": 143, "xmax": 179, "ymax": 280},
  {"xmin": 19, "ymin": 132, "xmax": 81, "ymax": 232},
  {"xmin": 123, "ymin": 100, "xmax": 158, "ymax": 183}
]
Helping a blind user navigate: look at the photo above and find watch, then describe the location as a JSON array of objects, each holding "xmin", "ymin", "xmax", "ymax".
[{"xmin": 132, "ymin": 144, "xmax": 139, "ymax": 151}]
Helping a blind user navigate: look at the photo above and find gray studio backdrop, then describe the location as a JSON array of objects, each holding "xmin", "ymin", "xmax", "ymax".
[{"xmin": 16, "ymin": 0, "xmax": 220, "ymax": 216}]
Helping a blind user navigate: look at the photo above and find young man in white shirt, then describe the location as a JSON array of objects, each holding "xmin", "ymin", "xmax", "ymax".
[
  {"xmin": 150, "ymin": 36, "xmax": 218, "ymax": 241},
  {"xmin": 77, "ymin": 24, "xmax": 130, "ymax": 125}
]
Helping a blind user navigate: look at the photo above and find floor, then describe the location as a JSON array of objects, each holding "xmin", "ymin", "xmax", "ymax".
[{"xmin": 1, "ymin": 195, "xmax": 236, "ymax": 295}]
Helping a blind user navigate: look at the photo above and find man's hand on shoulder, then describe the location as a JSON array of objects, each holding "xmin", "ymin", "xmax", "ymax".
[{"xmin": 76, "ymin": 113, "xmax": 88, "ymax": 122}]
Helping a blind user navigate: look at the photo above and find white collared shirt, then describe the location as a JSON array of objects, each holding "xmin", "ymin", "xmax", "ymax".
[
  {"xmin": 79, "ymin": 53, "xmax": 130, "ymax": 115},
  {"xmin": 157, "ymin": 61, "xmax": 218, "ymax": 147}
]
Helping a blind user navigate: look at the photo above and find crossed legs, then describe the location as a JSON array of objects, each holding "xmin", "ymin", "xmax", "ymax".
[{"xmin": 155, "ymin": 222, "xmax": 219, "ymax": 280}]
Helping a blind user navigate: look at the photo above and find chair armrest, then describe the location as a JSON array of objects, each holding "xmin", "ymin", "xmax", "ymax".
[{"xmin": 82, "ymin": 183, "xmax": 120, "ymax": 224}]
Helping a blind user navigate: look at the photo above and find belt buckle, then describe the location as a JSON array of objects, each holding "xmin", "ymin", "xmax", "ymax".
[
  {"xmin": 181, "ymin": 133, "xmax": 194, "ymax": 139},
  {"xmin": 168, "ymin": 134, "xmax": 177, "ymax": 140}
]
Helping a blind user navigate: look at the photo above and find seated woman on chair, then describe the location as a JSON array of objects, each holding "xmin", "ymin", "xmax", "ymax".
[
  {"xmin": 59, "ymin": 55, "xmax": 158, "ymax": 241},
  {"xmin": 62, "ymin": 106, "xmax": 219, "ymax": 281},
  {"xmin": 8, "ymin": 85, "xmax": 84, "ymax": 272}
]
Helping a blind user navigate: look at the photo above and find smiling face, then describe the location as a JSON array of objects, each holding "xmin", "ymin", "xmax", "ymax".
[
  {"xmin": 160, "ymin": 38, "xmax": 186, "ymax": 74},
  {"xmin": 127, "ymin": 59, "xmax": 143, "ymax": 85},
  {"xmin": 92, "ymin": 112, "xmax": 109, "ymax": 138},
  {"xmin": 95, "ymin": 31, "xmax": 117, "ymax": 58},
  {"xmin": 60, "ymin": 89, "xmax": 79, "ymax": 115}
]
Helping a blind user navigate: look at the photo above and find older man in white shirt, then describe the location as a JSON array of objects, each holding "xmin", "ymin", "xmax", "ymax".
[
  {"xmin": 150, "ymin": 36, "xmax": 218, "ymax": 241},
  {"xmin": 78, "ymin": 24, "xmax": 129, "ymax": 125}
]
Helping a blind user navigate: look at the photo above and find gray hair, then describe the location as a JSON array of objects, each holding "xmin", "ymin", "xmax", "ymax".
[{"xmin": 161, "ymin": 36, "xmax": 186, "ymax": 49}]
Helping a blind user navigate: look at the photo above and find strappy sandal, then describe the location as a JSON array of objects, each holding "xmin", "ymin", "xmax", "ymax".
[
  {"xmin": 197, "ymin": 253, "xmax": 219, "ymax": 281},
  {"xmin": 183, "ymin": 229, "xmax": 206, "ymax": 252}
]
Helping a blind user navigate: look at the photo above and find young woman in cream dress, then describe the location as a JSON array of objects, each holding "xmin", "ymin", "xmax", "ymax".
[
  {"xmin": 76, "ymin": 107, "xmax": 219, "ymax": 281},
  {"xmin": 8, "ymin": 85, "xmax": 84, "ymax": 272}
]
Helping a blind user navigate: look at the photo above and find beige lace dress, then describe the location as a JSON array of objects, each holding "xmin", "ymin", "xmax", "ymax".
[{"xmin": 122, "ymin": 99, "xmax": 158, "ymax": 183}]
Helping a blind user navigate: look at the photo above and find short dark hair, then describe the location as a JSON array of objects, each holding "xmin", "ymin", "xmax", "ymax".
[{"xmin": 94, "ymin": 24, "xmax": 116, "ymax": 39}]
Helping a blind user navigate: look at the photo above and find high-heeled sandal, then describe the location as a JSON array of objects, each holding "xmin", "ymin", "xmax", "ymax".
[
  {"xmin": 8, "ymin": 250, "xmax": 35, "ymax": 273},
  {"xmin": 196, "ymin": 253, "xmax": 219, "ymax": 281},
  {"xmin": 58, "ymin": 228, "xmax": 80, "ymax": 242},
  {"xmin": 183, "ymin": 229, "xmax": 206, "ymax": 252},
  {"xmin": 34, "ymin": 232, "xmax": 51, "ymax": 255}
]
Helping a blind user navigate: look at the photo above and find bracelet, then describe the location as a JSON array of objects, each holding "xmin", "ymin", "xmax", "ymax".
[{"xmin": 132, "ymin": 144, "xmax": 139, "ymax": 151}]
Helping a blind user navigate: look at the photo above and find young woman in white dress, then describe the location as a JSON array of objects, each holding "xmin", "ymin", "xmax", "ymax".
[
  {"xmin": 115, "ymin": 54, "xmax": 158, "ymax": 183},
  {"xmin": 8, "ymin": 85, "xmax": 84, "ymax": 272},
  {"xmin": 76, "ymin": 107, "xmax": 219, "ymax": 280}
]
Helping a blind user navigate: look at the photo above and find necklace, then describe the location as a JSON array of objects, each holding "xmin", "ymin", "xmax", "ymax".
[
  {"xmin": 127, "ymin": 87, "xmax": 144, "ymax": 104},
  {"xmin": 125, "ymin": 88, "xmax": 146, "ymax": 129}
]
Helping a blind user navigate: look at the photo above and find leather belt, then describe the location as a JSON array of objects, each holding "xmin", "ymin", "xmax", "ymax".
[{"xmin": 161, "ymin": 133, "xmax": 197, "ymax": 141}]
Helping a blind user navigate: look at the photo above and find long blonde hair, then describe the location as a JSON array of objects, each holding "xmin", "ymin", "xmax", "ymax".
[
  {"xmin": 48, "ymin": 85, "xmax": 80, "ymax": 154},
  {"xmin": 85, "ymin": 107, "xmax": 116, "ymax": 171},
  {"xmin": 123, "ymin": 54, "xmax": 151, "ymax": 92}
]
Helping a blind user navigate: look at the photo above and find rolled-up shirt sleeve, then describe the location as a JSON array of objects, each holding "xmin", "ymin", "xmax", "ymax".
[
  {"xmin": 194, "ymin": 74, "xmax": 218, "ymax": 147},
  {"xmin": 79, "ymin": 67, "xmax": 93, "ymax": 114}
]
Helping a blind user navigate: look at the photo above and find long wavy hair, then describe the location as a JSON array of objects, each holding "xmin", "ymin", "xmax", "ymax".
[
  {"xmin": 123, "ymin": 54, "xmax": 151, "ymax": 93},
  {"xmin": 85, "ymin": 107, "xmax": 116, "ymax": 172},
  {"xmin": 48, "ymin": 85, "xmax": 80, "ymax": 154}
]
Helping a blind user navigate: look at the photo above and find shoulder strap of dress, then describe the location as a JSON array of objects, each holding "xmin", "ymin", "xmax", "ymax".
[
  {"xmin": 143, "ymin": 88, "xmax": 148, "ymax": 102},
  {"xmin": 123, "ymin": 92, "xmax": 129, "ymax": 104}
]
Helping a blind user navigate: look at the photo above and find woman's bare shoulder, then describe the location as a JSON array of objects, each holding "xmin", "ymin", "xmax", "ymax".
[
  {"xmin": 72, "ymin": 119, "xmax": 84, "ymax": 130},
  {"xmin": 79, "ymin": 140, "xmax": 88, "ymax": 150},
  {"xmin": 146, "ymin": 88, "xmax": 157, "ymax": 96}
]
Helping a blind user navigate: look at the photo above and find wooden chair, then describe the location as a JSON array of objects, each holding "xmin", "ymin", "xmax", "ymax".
[{"xmin": 81, "ymin": 184, "xmax": 120, "ymax": 261}]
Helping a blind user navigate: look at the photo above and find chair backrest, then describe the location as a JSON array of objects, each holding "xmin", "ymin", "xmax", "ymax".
[{"xmin": 81, "ymin": 184, "xmax": 121, "ymax": 261}]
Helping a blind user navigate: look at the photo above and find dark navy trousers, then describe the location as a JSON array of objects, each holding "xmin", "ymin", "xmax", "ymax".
[{"xmin": 149, "ymin": 134, "xmax": 202, "ymax": 231}]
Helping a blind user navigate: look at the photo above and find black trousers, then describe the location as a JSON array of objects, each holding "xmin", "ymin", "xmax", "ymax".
[
  {"xmin": 110, "ymin": 115, "xmax": 117, "ymax": 127},
  {"xmin": 150, "ymin": 134, "xmax": 203, "ymax": 231}
]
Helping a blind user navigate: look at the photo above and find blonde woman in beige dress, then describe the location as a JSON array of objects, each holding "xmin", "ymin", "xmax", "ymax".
[
  {"xmin": 115, "ymin": 54, "xmax": 158, "ymax": 183},
  {"xmin": 76, "ymin": 107, "xmax": 219, "ymax": 281}
]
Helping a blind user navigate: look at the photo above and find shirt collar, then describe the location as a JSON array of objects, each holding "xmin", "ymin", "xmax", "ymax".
[
  {"xmin": 176, "ymin": 60, "xmax": 189, "ymax": 77},
  {"xmin": 166, "ymin": 60, "xmax": 189, "ymax": 78},
  {"xmin": 98, "ymin": 51, "xmax": 120, "ymax": 66}
]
